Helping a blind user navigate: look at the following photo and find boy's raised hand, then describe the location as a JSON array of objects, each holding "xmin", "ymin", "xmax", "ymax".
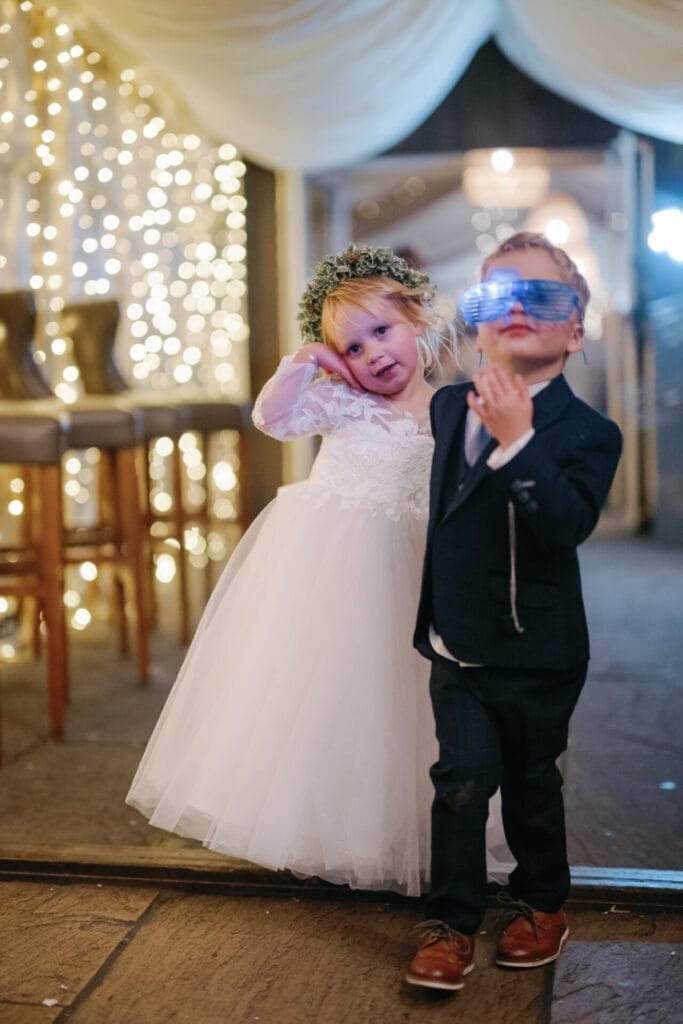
[
  {"xmin": 293, "ymin": 342, "xmax": 362, "ymax": 390},
  {"xmin": 468, "ymin": 364, "xmax": 533, "ymax": 449}
]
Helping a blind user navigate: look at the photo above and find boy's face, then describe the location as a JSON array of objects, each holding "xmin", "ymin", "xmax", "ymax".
[{"xmin": 476, "ymin": 248, "xmax": 584, "ymax": 381}]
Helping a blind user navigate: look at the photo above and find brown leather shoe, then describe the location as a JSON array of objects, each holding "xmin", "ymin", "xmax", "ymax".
[
  {"xmin": 405, "ymin": 920, "xmax": 475, "ymax": 991},
  {"xmin": 496, "ymin": 900, "xmax": 568, "ymax": 968}
]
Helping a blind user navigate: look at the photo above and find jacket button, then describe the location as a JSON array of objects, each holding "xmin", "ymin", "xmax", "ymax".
[
  {"xmin": 528, "ymin": 499, "xmax": 538, "ymax": 512},
  {"xmin": 519, "ymin": 490, "xmax": 530, "ymax": 502}
]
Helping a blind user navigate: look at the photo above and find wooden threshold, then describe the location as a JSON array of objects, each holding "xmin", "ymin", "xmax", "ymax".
[{"xmin": 0, "ymin": 844, "xmax": 681, "ymax": 909}]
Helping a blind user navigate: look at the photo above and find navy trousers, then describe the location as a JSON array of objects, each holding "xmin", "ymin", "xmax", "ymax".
[{"xmin": 426, "ymin": 657, "xmax": 587, "ymax": 934}]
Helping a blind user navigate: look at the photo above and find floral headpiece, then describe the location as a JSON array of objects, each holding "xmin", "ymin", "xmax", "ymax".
[{"xmin": 297, "ymin": 244, "xmax": 434, "ymax": 342}]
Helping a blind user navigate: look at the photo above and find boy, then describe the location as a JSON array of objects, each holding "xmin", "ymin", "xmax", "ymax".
[{"xmin": 407, "ymin": 232, "xmax": 622, "ymax": 990}]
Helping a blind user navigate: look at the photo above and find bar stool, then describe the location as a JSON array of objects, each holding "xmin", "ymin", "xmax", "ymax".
[
  {"xmin": 0, "ymin": 290, "xmax": 150, "ymax": 684},
  {"xmin": 178, "ymin": 400, "xmax": 250, "ymax": 602},
  {"xmin": 0, "ymin": 409, "xmax": 67, "ymax": 740},
  {"xmin": 60, "ymin": 298, "xmax": 251, "ymax": 625}
]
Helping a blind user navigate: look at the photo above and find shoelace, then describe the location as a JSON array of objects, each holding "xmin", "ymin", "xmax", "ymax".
[
  {"xmin": 412, "ymin": 919, "xmax": 470, "ymax": 951},
  {"xmin": 496, "ymin": 892, "xmax": 540, "ymax": 939}
]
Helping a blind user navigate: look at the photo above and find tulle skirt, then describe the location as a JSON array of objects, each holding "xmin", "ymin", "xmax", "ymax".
[{"xmin": 127, "ymin": 482, "xmax": 506, "ymax": 896}]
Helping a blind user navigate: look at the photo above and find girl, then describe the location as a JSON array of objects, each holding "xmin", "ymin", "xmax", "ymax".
[{"xmin": 126, "ymin": 245, "xmax": 504, "ymax": 896}]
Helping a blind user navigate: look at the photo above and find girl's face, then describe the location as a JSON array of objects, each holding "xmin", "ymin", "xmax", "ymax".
[{"xmin": 331, "ymin": 298, "xmax": 424, "ymax": 398}]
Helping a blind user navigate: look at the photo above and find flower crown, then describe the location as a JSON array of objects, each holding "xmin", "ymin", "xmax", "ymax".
[{"xmin": 297, "ymin": 244, "xmax": 434, "ymax": 342}]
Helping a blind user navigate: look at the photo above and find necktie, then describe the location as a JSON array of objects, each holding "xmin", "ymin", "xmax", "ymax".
[{"xmin": 464, "ymin": 415, "xmax": 491, "ymax": 466}]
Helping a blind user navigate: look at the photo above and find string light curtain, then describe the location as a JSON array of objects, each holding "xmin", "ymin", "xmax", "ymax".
[
  {"xmin": 0, "ymin": 0, "xmax": 249, "ymax": 402},
  {"xmin": 0, "ymin": 0, "xmax": 248, "ymax": 640},
  {"xmin": 57, "ymin": 0, "xmax": 683, "ymax": 175}
]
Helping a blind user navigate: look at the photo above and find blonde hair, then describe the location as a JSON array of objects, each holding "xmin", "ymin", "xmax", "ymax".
[
  {"xmin": 481, "ymin": 231, "xmax": 590, "ymax": 319},
  {"xmin": 320, "ymin": 275, "xmax": 455, "ymax": 375}
]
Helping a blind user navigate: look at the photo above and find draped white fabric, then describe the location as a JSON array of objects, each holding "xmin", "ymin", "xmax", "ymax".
[
  {"xmin": 63, "ymin": 0, "xmax": 683, "ymax": 171},
  {"xmin": 498, "ymin": 0, "xmax": 683, "ymax": 146}
]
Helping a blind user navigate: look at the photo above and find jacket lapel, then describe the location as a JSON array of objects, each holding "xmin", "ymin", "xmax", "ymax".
[
  {"xmin": 428, "ymin": 389, "xmax": 468, "ymax": 534},
  {"xmin": 443, "ymin": 433, "xmax": 496, "ymax": 513},
  {"xmin": 530, "ymin": 373, "xmax": 574, "ymax": 428}
]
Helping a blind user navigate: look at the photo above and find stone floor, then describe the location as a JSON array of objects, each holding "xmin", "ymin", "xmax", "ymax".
[{"xmin": 1, "ymin": 880, "xmax": 681, "ymax": 1024}]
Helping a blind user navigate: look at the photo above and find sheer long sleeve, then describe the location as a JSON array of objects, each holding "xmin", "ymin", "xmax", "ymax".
[{"xmin": 252, "ymin": 354, "xmax": 356, "ymax": 440}]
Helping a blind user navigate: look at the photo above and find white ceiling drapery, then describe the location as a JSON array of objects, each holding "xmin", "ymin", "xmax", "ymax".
[
  {"xmin": 61, "ymin": 0, "xmax": 683, "ymax": 171},
  {"xmin": 498, "ymin": 0, "xmax": 683, "ymax": 148}
]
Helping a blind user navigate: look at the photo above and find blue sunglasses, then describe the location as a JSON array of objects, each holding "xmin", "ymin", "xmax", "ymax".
[{"xmin": 461, "ymin": 278, "xmax": 582, "ymax": 325}]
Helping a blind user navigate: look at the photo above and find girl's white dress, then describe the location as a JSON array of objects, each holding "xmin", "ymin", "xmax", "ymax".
[{"xmin": 127, "ymin": 357, "xmax": 506, "ymax": 896}]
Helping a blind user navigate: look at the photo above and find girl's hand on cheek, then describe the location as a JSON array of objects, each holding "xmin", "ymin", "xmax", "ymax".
[
  {"xmin": 468, "ymin": 364, "xmax": 533, "ymax": 448},
  {"xmin": 293, "ymin": 343, "xmax": 362, "ymax": 389}
]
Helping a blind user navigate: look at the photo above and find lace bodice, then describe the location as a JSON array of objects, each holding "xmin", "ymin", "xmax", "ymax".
[{"xmin": 252, "ymin": 356, "xmax": 434, "ymax": 520}]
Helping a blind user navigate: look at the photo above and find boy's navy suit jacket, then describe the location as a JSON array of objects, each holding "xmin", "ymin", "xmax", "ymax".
[{"xmin": 414, "ymin": 375, "xmax": 623, "ymax": 670}]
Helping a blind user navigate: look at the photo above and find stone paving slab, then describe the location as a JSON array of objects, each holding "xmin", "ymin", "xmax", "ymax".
[
  {"xmin": 551, "ymin": 939, "xmax": 682, "ymax": 1023},
  {"xmin": 0, "ymin": 1006, "xmax": 61, "ymax": 1024},
  {"xmin": 0, "ymin": 881, "xmax": 158, "ymax": 1015}
]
